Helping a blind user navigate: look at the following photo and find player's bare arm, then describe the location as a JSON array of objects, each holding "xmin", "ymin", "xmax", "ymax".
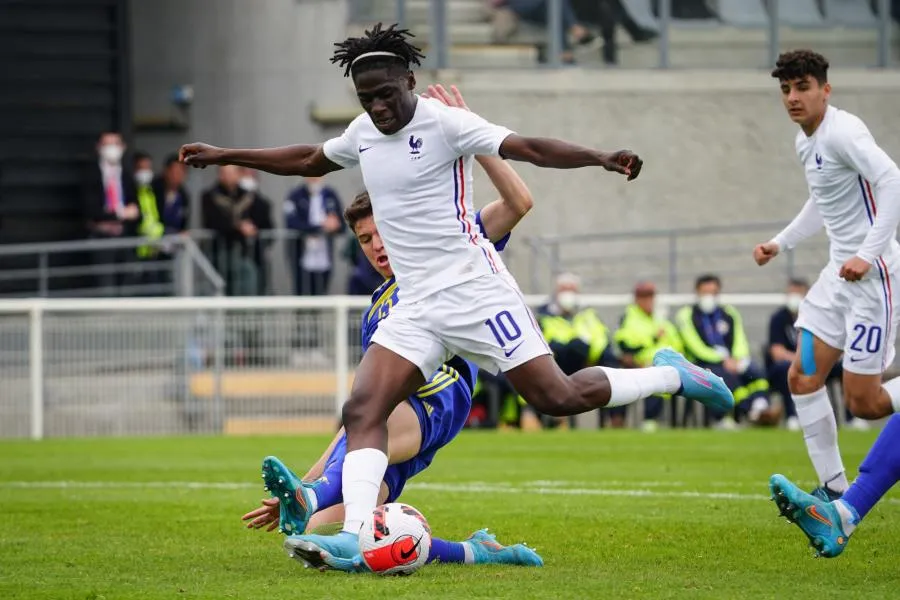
[
  {"xmin": 423, "ymin": 84, "xmax": 534, "ymax": 241},
  {"xmin": 178, "ymin": 143, "xmax": 342, "ymax": 177},
  {"xmin": 499, "ymin": 135, "xmax": 642, "ymax": 180},
  {"xmin": 477, "ymin": 157, "xmax": 534, "ymax": 241}
]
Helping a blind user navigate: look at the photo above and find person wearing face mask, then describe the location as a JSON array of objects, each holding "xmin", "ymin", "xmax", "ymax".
[
  {"xmin": 536, "ymin": 273, "xmax": 620, "ymax": 429},
  {"xmin": 151, "ymin": 154, "xmax": 190, "ymax": 237},
  {"xmin": 202, "ymin": 166, "xmax": 273, "ymax": 296},
  {"xmin": 766, "ymin": 278, "xmax": 847, "ymax": 431},
  {"xmin": 284, "ymin": 176, "xmax": 346, "ymax": 296},
  {"xmin": 82, "ymin": 131, "xmax": 140, "ymax": 294},
  {"xmin": 133, "ymin": 152, "xmax": 164, "ymax": 268},
  {"xmin": 676, "ymin": 274, "xmax": 781, "ymax": 429},
  {"xmin": 614, "ymin": 281, "xmax": 682, "ymax": 431}
]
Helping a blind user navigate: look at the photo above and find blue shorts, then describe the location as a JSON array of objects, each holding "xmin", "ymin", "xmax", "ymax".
[{"xmin": 322, "ymin": 376, "xmax": 472, "ymax": 502}]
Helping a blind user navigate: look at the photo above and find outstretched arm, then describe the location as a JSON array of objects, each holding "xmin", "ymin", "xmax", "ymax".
[
  {"xmin": 179, "ymin": 143, "xmax": 343, "ymax": 177},
  {"xmin": 431, "ymin": 83, "xmax": 643, "ymax": 181},
  {"xmin": 499, "ymin": 135, "xmax": 642, "ymax": 180}
]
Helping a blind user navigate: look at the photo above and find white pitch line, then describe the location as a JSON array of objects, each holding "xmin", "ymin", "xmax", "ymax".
[{"xmin": 1, "ymin": 480, "xmax": 896, "ymax": 505}]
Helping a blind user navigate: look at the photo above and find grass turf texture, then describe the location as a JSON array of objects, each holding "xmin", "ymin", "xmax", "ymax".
[{"xmin": 1, "ymin": 430, "xmax": 897, "ymax": 599}]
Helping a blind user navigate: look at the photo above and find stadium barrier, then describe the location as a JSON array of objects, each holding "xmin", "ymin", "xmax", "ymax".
[{"xmin": 0, "ymin": 292, "xmax": 858, "ymax": 440}]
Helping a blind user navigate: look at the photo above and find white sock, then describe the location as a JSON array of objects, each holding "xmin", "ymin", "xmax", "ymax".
[
  {"xmin": 598, "ymin": 366, "xmax": 681, "ymax": 408},
  {"xmin": 881, "ymin": 376, "xmax": 900, "ymax": 413},
  {"xmin": 834, "ymin": 499, "xmax": 859, "ymax": 535},
  {"xmin": 341, "ymin": 448, "xmax": 388, "ymax": 535},
  {"xmin": 793, "ymin": 387, "xmax": 849, "ymax": 493},
  {"xmin": 461, "ymin": 542, "xmax": 475, "ymax": 564}
]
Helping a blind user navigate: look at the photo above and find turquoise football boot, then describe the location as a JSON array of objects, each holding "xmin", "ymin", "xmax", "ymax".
[
  {"xmin": 769, "ymin": 474, "xmax": 854, "ymax": 558},
  {"xmin": 652, "ymin": 348, "xmax": 734, "ymax": 413},
  {"xmin": 466, "ymin": 529, "xmax": 544, "ymax": 567},
  {"xmin": 261, "ymin": 455, "xmax": 315, "ymax": 535},
  {"xmin": 283, "ymin": 531, "xmax": 360, "ymax": 571}
]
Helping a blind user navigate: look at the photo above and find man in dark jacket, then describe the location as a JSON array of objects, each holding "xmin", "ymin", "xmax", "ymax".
[
  {"xmin": 284, "ymin": 176, "xmax": 346, "ymax": 295},
  {"xmin": 82, "ymin": 131, "xmax": 141, "ymax": 293},
  {"xmin": 201, "ymin": 165, "xmax": 272, "ymax": 296}
]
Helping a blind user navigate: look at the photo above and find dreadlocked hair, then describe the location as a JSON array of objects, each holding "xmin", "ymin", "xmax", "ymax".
[
  {"xmin": 331, "ymin": 22, "xmax": 425, "ymax": 78},
  {"xmin": 771, "ymin": 49, "xmax": 829, "ymax": 84}
]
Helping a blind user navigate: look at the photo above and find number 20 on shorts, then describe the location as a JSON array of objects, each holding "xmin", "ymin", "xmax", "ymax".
[{"xmin": 850, "ymin": 324, "xmax": 883, "ymax": 354}]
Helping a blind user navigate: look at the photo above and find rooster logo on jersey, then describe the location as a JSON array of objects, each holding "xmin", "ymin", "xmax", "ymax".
[
  {"xmin": 815, "ymin": 153, "xmax": 824, "ymax": 170},
  {"xmin": 409, "ymin": 135, "xmax": 423, "ymax": 157}
]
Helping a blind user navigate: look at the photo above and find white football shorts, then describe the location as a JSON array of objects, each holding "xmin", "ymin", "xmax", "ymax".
[
  {"xmin": 370, "ymin": 271, "xmax": 551, "ymax": 377},
  {"xmin": 795, "ymin": 261, "xmax": 900, "ymax": 375}
]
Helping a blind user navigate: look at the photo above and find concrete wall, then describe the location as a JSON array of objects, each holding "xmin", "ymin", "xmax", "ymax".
[
  {"xmin": 131, "ymin": 1, "xmax": 900, "ymax": 294},
  {"xmin": 131, "ymin": 0, "xmax": 364, "ymax": 293},
  {"xmin": 419, "ymin": 68, "xmax": 900, "ymax": 292}
]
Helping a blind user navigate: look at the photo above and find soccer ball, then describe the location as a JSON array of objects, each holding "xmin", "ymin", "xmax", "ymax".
[{"xmin": 358, "ymin": 503, "xmax": 432, "ymax": 575}]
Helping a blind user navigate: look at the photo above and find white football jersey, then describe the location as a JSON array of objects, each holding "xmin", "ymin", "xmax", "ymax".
[
  {"xmin": 797, "ymin": 105, "xmax": 900, "ymax": 273},
  {"xmin": 324, "ymin": 97, "xmax": 513, "ymax": 303}
]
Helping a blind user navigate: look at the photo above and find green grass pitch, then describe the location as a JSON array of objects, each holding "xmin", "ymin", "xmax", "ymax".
[{"xmin": 1, "ymin": 429, "xmax": 897, "ymax": 599}]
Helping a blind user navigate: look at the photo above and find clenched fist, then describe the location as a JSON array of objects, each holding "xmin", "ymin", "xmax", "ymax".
[
  {"xmin": 179, "ymin": 142, "xmax": 224, "ymax": 168},
  {"xmin": 753, "ymin": 241, "xmax": 780, "ymax": 266}
]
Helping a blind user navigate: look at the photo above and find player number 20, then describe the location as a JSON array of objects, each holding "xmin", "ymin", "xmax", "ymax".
[
  {"xmin": 485, "ymin": 310, "xmax": 522, "ymax": 346},
  {"xmin": 850, "ymin": 324, "xmax": 882, "ymax": 354}
]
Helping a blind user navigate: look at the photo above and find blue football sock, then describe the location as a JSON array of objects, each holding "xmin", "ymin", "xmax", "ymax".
[
  {"xmin": 426, "ymin": 537, "xmax": 466, "ymax": 564},
  {"xmin": 842, "ymin": 414, "xmax": 900, "ymax": 520},
  {"xmin": 311, "ymin": 435, "xmax": 347, "ymax": 511}
]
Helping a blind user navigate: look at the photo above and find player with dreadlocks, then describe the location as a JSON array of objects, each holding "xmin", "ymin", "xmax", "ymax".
[{"xmin": 180, "ymin": 22, "xmax": 733, "ymax": 568}]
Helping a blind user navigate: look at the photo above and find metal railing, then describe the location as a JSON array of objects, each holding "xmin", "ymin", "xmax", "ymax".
[
  {"xmin": 0, "ymin": 292, "xmax": 824, "ymax": 439},
  {"xmin": 522, "ymin": 220, "xmax": 838, "ymax": 294},
  {"xmin": 0, "ymin": 235, "xmax": 224, "ymax": 298},
  {"xmin": 348, "ymin": 0, "xmax": 897, "ymax": 69}
]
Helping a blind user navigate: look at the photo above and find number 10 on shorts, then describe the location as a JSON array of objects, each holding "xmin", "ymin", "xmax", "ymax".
[{"xmin": 485, "ymin": 310, "xmax": 522, "ymax": 349}]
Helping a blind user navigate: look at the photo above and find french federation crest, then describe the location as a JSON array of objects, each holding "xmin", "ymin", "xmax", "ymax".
[{"xmin": 409, "ymin": 135, "xmax": 423, "ymax": 155}]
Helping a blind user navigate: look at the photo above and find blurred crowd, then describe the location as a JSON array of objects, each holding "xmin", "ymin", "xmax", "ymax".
[
  {"xmin": 470, "ymin": 271, "xmax": 864, "ymax": 433},
  {"xmin": 488, "ymin": 0, "xmax": 900, "ymax": 65},
  {"xmin": 83, "ymin": 131, "xmax": 382, "ymax": 298},
  {"xmin": 88, "ymin": 132, "xmax": 861, "ymax": 433}
]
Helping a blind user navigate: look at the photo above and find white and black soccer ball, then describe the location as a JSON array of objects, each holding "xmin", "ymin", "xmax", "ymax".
[{"xmin": 358, "ymin": 503, "xmax": 432, "ymax": 575}]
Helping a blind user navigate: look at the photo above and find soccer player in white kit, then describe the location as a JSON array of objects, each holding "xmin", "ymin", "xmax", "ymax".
[
  {"xmin": 180, "ymin": 23, "xmax": 733, "ymax": 563},
  {"xmin": 754, "ymin": 50, "xmax": 900, "ymax": 501}
]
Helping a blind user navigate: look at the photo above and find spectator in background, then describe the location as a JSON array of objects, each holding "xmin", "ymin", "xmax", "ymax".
[
  {"xmin": 152, "ymin": 153, "xmax": 190, "ymax": 236},
  {"xmin": 83, "ymin": 131, "xmax": 140, "ymax": 293},
  {"xmin": 201, "ymin": 165, "xmax": 272, "ymax": 296},
  {"xmin": 537, "ymin": 273, "xmax": 621, "ymax": 428},
  {"xmin": 614, "ymin": 280, "xmax": 680, "ymax": 432},
  {"xmin": 676, "ymin": 274, "xmax": 781, "ymax": 429},
  {"xmin": 239, "ymin": 169, "xmax": 274, "ymax": 295},
  {"xmin": 133, "ymin": 151, "xmax": 162, "ymax": 248},
  {"xmin": 284, "ymin": 176, "xmax": 346, "ymax": 296},
  {"xmin": 766, "ymin": 278, "xmax": 846, "ymax": 431},
  {"xmin": 132, "ymin": 151, "xmax": 166, "ymax": 289},
  {"xmin": 570, "ymin": 0, "xmax": 657, "ymax": 65},
  {"xmin": 499, "ymin": 0, "xmax": 595, "ymax": 63}
]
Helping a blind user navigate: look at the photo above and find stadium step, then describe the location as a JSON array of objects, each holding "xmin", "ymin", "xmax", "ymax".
[{"xmin": 189, "ymin": 369, "xmax": 356, "ymax": 399}]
